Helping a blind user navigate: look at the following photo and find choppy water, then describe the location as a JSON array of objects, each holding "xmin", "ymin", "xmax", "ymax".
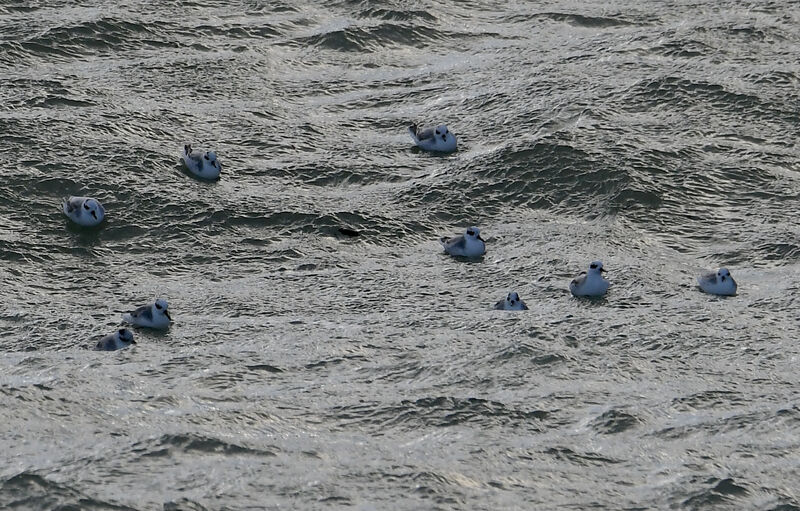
[{"xmin": 1, "ymin": 0, "xmax": 799, "ymax": 509}]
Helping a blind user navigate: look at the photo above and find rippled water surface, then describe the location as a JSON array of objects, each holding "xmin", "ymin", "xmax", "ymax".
[{"xmin": 1, "ymin": 0, "xmax": 799, "ymax": 509}]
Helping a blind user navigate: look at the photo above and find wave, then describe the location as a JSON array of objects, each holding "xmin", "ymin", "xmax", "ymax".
[
  {"xmin": 621, "ymin": 76, "xmax": 796, "ymax": 125},
  {"xmin": 134, "ymin": 433, "xmax": 278, "ymax": 457},
  {"xmin": 329, "ymin": 396, "xmax": 549, "ymax": 431},
  {"xmin": 531, "ymin": 12, "xmax": 638, "ymax": 28},
  {"xmin": 589, "ymin": 408, "xmax": 642, "ymax": 434},
  {"xmin": 0, "ymin": 472, "xmax": 136, "ymax": 511},
  {"xmin": 682, "ymin": 477, "xmax": 749, "ymax": 508},
  {"xmin": 541, "ymin": 446, "xmax": 622, "ymax": 466},
  {"xmin": 25, "ymin": 18, "xmax": 175, "ymax": 57},
  {"xmin": 422, "ymin": 137, "xmax": 635, "ymax": 219},
  {"xmin": 285, "ymin": 23, "xmax": 442, "ymax": 52},
  {"xmin": 164, "ymin": 498, "xmax": 212, "ymax": 511}
]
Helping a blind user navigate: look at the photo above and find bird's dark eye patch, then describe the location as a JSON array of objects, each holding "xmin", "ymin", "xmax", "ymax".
[
  {"xmin": 590, "ymin": 264, "xmax": 597, "ymax": 269},
  {"xmin": 204, "ymin": 154, "xmax": 209, "ymax": 160},
  {"xmin": 435, "ymin": 130, "xmax": 440, "ymax": 135},
  {"xmin": 467, "ymin": 230, "xmax": 475, "ymax": 236},
  {"xmin": 119, "ymin": 329, "xmax": 125, "ymax": 335},
  {"xmin": 83, "ymin": 203, "xmax": 90, "ymax": 210},
  {"xmin": 155, "ymin": 303, "xmax": 162, "ymax": 310}
]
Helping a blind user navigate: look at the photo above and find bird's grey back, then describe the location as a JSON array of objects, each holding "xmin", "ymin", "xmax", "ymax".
[
  {"xmin": 698, "ymin": 271, "xmax": 717, "ymax": 284},
  {"xmin": 95, "ymin": 334, "xmax": 115, "ymax": 351},
  {"xmin": 64, "ymin": 197, "xmax": 82, "ymax": 214},
  {"xmin": 131, "ymin": 304, "xmax": 153, "ymax": 321},
  {"xmin": 441, "ymin": 235, "xmax": 466, "ymax": 251},
  {"xmin": 186, "ymin": 149, "xmax": 204, "ymax": 164},
  {"xmin": 415, "ymin": 126, "xmax": 435, "ymax": 141},
  {"xmin": 571, "ymin": 273, "xmax": 587, "ymax": 287}
]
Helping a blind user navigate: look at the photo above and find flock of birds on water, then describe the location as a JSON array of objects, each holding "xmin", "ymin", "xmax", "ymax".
[{"xmin": 62, "ymin": 123, "xmax": 738, "ymax": 351}]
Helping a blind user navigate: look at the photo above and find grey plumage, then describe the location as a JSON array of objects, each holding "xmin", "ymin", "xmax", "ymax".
[
  {"xmin": 123, "ymin": 298, "xmax": 171, "ymax": 328},
  {"xmin": 181, "ymin": 144, "xmax": 221, "ymax": 179},
  {"xmin": 63, "ymin": 197, "xmax": 81, "ymax": 214},
  {"xmin": 129, "ymin": 304, "xmax": 153, "ymax": 322},
  {"xmin": 62, "ymin": 196, "xmax": 105, "ymax": 225},
  {"xmin": 95, "ymin": 334, "xmax": 117, "ymax": 351},
  {"xmin": 63, "ymin": 197, "xmax": 87, "ymax": 220},
  {"xmin": 183, "ymin": 146, "xmax": 205, "ymax": 165},
  {"xmin": 570, "ymin": 272, "xmax": 587, "ymax": 287},
  {"xmin": 407, "ymin": 123, "xmax": 458, "ymax": 153},
  {"xmin": 697, "ymin": 271, "xmax": 717, "ymax": 285},
  {"xmin": 410, "ymin": 124, "xmax": 435, "ymax": 141},
  {"xmin": 495, "ymin": 293, "xmax": 529, "ymax": 310},
  {"xmin": 494, "ymin": 299, "xmax": 525, "ymax": 310},
  {"xmin": 95, "ymin": 329, "xmax": 135, "ymax": 351},
  {"xmin": 440, "ymin": 235, "xmax": 466, "ymax": 251}
]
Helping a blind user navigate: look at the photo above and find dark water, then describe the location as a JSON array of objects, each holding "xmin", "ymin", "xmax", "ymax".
[{"xmin": 1, "ymin": 0, "xmax": 799, "ymax": 509}]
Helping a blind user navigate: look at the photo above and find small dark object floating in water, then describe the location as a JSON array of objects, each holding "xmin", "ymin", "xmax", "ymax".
[{"xmin": 337, "ymin": 227, "xmax": 360, "ymax": 237}]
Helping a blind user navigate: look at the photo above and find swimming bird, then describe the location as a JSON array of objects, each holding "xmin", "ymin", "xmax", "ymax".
[
  {"xmin": 122, "ymin": 298, "xmax": 172, "ymax": 329},
  {"xmin": 95, "ymin": 328, "xmax": 136, "ymax": 351},
  {"xmin": 408, "ymin": 123, "xmax": 457, "ymax": 153},
  {"xmin": 697, "ymin": 268, "xmax": 737, "ymax": 296},
  {"xmin": 569, "ymin": 260, "xmax": 610, "ymax": 297},
  {"xmin": 440, "ymin": 226, "xmax": 486, "ymax": 258},
  {"xmin": 181, "ymin": 144, "xmax": 221, "ymax": 180},
  {"xmin": 62, "ymin": 196, "xmax": 105, "ymax": 227},
  {"xmin": 495, "ymin": 292, "xmax": 529, "ymax": 311}
]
